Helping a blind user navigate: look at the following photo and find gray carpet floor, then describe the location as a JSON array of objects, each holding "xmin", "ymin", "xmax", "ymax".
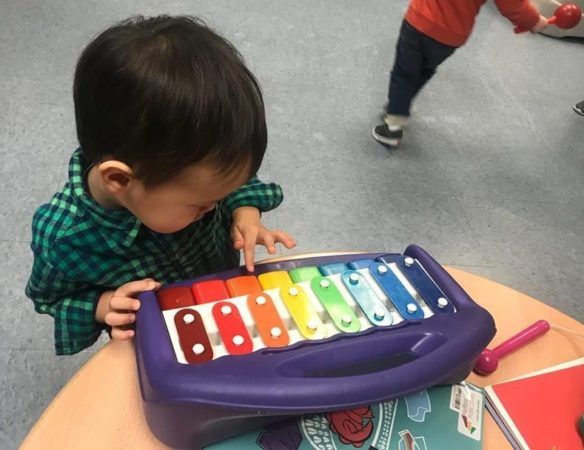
[{"xmin": 1, "ymin": 0, "xmax": 583, "ymax": 447}]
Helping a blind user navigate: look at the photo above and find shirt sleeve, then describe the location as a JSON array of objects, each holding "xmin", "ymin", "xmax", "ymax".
[
  {"xmin": 493, "ymin": 0, "xmax": 540, "ymax": 30},
  {"xmin": 222, "ymin": 176, "xmax": 284, "ymax": 215},
  {"xmin": 25, "ymin": 250, "xmax": 106, "ymax": 355}
]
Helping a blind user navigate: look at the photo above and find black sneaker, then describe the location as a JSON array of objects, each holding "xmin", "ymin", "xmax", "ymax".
[
  {"xmin": 372, "ymin": 123, "xmax": 403, "ymax": 147},
  {"xmin": 574, "ymin": 100, "xmax": 584, "ymax": 116}
]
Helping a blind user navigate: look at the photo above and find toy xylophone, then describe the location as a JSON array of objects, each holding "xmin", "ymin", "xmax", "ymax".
[{"xmin": 135, "ymin": 245, "xmax": 496, "ymax": 449}]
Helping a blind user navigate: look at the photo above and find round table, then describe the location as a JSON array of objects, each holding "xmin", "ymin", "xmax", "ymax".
[{"xmin": 21, "ymin": 267, "xmax": 584, "ymax": 449}]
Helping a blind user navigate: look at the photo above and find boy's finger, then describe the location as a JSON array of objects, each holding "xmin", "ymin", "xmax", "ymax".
[
  {"xmin": 116, "ymin": 279, "xmax": 161, "ymax": 297},
  {"xmin": 271, "ymin": 230, "xmax": 297, "ymax": 249},
  {"xmin": 105, "ymin": 311, "xmax": 136, "ymax": 327},
  {"xmin": 260, "ymin": 231, "xmax": 277, "ymax": 254},
  {"xmin": 110, "ymin": 296, "xmax": 141, "ymax": 311},
  {"xmin": 111, "ymin": 328, "xmax": 135, "ymax": 340},
  {"xmin": 242, "ymin": 229, "xmax": 258, "ymax": 272},
  {"xmin": 231, "ymin": 227, "xmax": 244, "ymax": 250}
]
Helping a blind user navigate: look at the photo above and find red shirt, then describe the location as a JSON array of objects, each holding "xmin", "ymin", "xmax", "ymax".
[{"xmin": 405, "ymin": 0, "xmax": 540, "ymax": 47}]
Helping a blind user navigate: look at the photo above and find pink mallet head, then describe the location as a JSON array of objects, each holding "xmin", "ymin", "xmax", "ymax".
[
  {"xmin": 552, "ymin": 4, "xmax": 582, "ymax": 29},
  {"xmin": 474, "ymin": 320, "xmax": 550, "ymax": 375},
  {"xmin": 474, "ymin": 348, "xmax": 499, "ymax": 375}
]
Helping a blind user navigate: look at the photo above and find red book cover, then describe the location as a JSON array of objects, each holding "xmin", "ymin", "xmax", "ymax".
[{"xmin": 485, "ymin": 358, "xmax": 584, "ymax": 450}]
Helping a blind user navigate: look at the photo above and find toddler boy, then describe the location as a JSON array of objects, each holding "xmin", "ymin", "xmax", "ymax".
[{"xmin": 26, "ymin": 16, "xmax": 295, "ymax": 354}]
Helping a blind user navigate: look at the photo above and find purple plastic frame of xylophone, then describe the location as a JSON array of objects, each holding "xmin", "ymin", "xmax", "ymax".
[{"xmin": 135, "ymin": 244, "xmax": 496, "ymax": 449}]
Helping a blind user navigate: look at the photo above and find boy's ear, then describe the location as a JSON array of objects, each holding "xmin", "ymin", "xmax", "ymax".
[{"xmin": 98, "ymin": 160, "xmax": 134, "ymax": 194}]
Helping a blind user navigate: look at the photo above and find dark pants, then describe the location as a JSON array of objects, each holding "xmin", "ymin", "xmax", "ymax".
[{"xmin": 387, "ymin": 20, "xmax": 457, "ymax": 116}]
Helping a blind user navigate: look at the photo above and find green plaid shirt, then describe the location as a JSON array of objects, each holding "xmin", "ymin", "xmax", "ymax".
[{"xmin": 25, "ymin": 149, "xmax": 283, "ymax": 355}]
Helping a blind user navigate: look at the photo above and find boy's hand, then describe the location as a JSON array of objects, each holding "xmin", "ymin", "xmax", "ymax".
[
  {"xmin": 231, "ymin": 206, "xmax": 296, "ymax": 272},
  {"xmin": 95, "ymin": 278, "xmax": 161, "ymax": 340},
  {"xmin": 532, "ymin": 14, "xmax": 549, "ymax": 32}
]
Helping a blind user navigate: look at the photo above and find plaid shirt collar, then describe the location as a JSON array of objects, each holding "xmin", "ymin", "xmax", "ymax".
[{"xmin": 70, "ymin": 149, "xmax": 142, "ymax": 247}]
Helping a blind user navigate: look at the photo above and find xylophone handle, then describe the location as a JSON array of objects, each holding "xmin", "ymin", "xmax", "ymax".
[{"xmin": 492, "ymin": 320, "xmax": 550, "ymax": 358}]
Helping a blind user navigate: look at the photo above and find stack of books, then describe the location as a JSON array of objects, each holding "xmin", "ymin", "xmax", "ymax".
[
  {"xmin": 207, "ymin": 383, "xmax": 485, "ymax": 450},
  {"xmin": 485, "ymin": 358, "xmax": 584, "ymax": 450}
]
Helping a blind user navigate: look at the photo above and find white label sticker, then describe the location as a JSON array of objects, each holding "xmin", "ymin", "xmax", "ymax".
[
  {"xmin": 450, "ymin": 384, "xmax": 463, "ymax": 412},
  {"xmin": 452, "ymin": 384, "xmax": 483, "ymax": 441}
]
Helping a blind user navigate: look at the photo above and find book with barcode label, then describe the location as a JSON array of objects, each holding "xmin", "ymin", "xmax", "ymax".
[
  {"xmin": 485, "ymin": 357, "xmax": 584, "ymax": 450},
  {"xmin": 206, "ymin": 383, "xmax": 485, "ymax": 450}
]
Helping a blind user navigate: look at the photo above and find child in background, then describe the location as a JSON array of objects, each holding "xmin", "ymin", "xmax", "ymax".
[
  {"xmin": 372, "ymin": 0, "xmax": 548, "ymax": 147},
  {"xmin": 25, "ymin": 16, "xmax": 296, "ymax": 355}
]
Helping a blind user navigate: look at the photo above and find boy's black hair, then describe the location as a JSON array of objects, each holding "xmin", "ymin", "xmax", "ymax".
[{"xmin": 74, "ymin": 15, "xmax": 267, "ymax": 187}]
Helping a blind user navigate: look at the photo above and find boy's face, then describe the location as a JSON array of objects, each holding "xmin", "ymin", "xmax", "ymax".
[{"xmin": 108, "ymin": 160, "xmax": 251, "ymax": 234}]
